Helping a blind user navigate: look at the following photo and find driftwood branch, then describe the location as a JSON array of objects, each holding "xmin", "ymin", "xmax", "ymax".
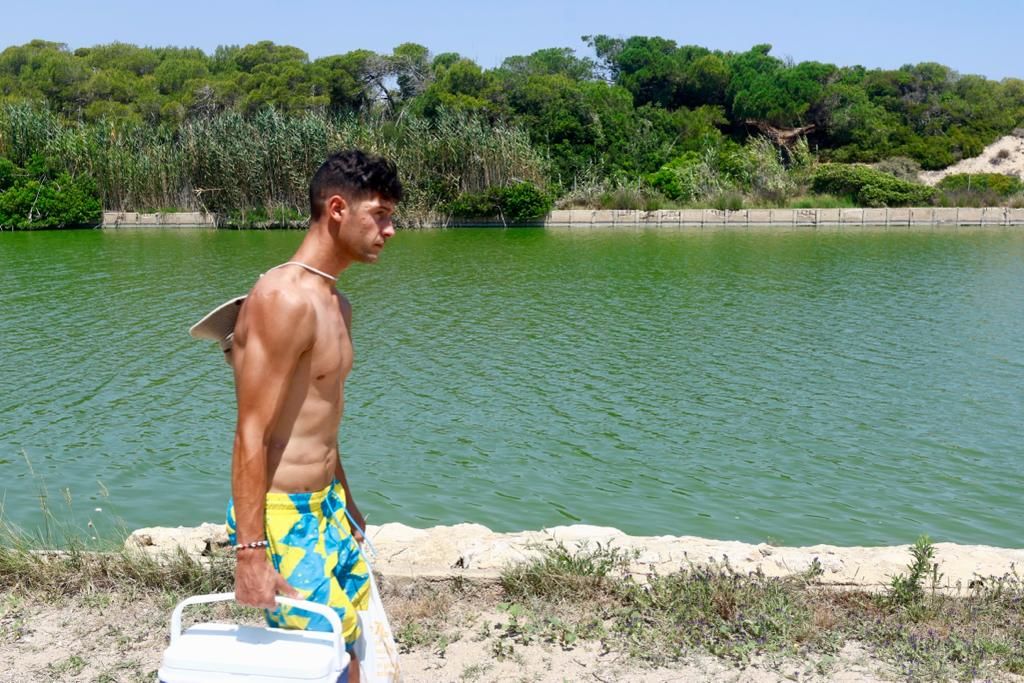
[
  {"xmin": 27, "ymin": 183, "xmax": 43, "ymax": 223},
  {"xmin": 745, "ymin": 120, "xmax": 816, "ymax": 147},
  {"xmin": 192, "ymin": 187, "xmax": 222, "ymax": 214}
]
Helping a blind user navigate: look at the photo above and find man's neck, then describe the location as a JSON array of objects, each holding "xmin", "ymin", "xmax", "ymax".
[{"xmin": 290, "ymin": 222, "xmax": 349, "ymax": 279}]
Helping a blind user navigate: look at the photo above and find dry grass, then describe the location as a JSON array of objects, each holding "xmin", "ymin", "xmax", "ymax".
[
  {"xmin": 2, "ymin": 523, "xmax": 1021, "ymax": 682},
  {"xmin": 460, "ymin": 540, "xmax": 1024, "ymax": 681}
]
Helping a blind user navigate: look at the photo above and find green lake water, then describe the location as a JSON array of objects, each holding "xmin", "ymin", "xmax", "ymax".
[{"xmin": 1, "ymin": 228, "xmax": 1021, "ymax": 547}]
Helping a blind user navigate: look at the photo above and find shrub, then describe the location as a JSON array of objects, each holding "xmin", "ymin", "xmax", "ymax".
[
  {"xmin": 934, "ymin": 188, "xmax": 1005, "ymax": 208},
  {"xmin": 597, "ymin": 184, "xmax": 664, "ymax": 210},
  {"xmin": 647, "ymin": 138, "xmax": 806, "ymax": 207},
  {"xmin": 646, "ymin": 151, "xmax": 703, "ymax": 201},
  {"xmin": 447, "ymin": 181, "xmax": 552, "ymax": 223},
  {"xmin": 499, "ymin": 182, "xmax": 554, "ymax": 223},
  {"xmin": 811, "ymin": 163, "xmax": 935, "ymax": 207},
  {"xmin": 645, "ymin": 148, "xmax": 728, "ymax": 203},
  {"xmin": 0, "ymin": 156, "xmax": 102, "ymax": 229},
  {"xmin": 872, "ymin": 157, "xmax": 922, "ymax": 182},
  {"xmin": 0, "ymin": 156, "xmax": 16, "ymax": 192},
  {"xmin": 936, "ymin": 173, "xmax": 1023, "ymax": 197},
  {"xmin": 556, "ymin": 178, "xmax": 667, "ymax": 210},
  {"xmin": 446, "ymin": 190, "xmax": 498, "ymax": 219},
  {"xmin": 712, "ymin": 192, "xmax": 744, "ymax": 211},
  {"xmin": 730, "ymin": 136, "xmax": 797, "ymax": 204}
]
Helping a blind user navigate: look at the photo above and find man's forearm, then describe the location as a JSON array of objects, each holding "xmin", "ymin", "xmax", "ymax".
[{"xmin": 232, "ymin": 432, "xmax": 268, "ymax": 542}]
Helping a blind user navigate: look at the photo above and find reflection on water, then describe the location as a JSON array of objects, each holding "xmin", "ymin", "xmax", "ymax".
[{"xmin": 1, "ymin": 227, "xmax": 1022, "ymax": 546}]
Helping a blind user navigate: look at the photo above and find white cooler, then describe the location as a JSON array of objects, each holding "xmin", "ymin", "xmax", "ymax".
[{"xmin": 157, "ymin": 592, "xmax": 350, "ymax": 683}]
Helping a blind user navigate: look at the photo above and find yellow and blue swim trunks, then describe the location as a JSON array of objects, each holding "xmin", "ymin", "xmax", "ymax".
[{"xmin": 226, "ymin": 480, "xmax": 370, "ymax": 648}]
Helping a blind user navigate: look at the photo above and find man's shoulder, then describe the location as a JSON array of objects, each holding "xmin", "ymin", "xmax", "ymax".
[{"xmin": 243, "ymin": 275, "xmax": 317, "ymax": 321}]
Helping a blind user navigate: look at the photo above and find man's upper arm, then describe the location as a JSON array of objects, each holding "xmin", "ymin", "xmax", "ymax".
[{"xmin": 234, "ymin": 289, "xmax": 316, "ymax": 439}]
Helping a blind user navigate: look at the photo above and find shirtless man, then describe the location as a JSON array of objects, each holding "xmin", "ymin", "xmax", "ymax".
[{"xmin": 226, "ymin": 150, "xmax": 402, "ymax": 682}]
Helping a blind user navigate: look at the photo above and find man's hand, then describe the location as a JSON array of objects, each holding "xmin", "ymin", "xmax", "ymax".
[
  {"xmin": 348, "ymin": 507, "xmax": 367, "ymax": 544},
  {"xmin": 235, "ymin": 552, "xmax": 300, "ymax": 608}
]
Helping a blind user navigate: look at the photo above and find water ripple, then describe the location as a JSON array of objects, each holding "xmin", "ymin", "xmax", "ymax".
[{"xmin": 1, "ymin": 229, "xmax": 1022, "ymax": 546}]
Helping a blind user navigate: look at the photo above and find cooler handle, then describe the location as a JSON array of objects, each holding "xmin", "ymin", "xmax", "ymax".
[{"xmin": 170, "ymin": 592, "xmax": 345, "ymax": 662}]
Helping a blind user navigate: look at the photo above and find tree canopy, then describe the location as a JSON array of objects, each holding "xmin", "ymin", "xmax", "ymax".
[{"xmin": 0, "ymin": 36, "xmax": 1021, "ymax": 213}]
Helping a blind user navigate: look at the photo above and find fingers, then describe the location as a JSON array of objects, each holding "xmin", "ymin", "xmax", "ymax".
[
  {"xmin": 276, "ymin": 573, "xmax": 301, "ymax": 599},
  {"xmin": 236, "ymin": 589, "xmax": 276, "ymax": 609},
  {"xmin": 236, "ymin": 562, "xmax": 299, "ymax": 607}
]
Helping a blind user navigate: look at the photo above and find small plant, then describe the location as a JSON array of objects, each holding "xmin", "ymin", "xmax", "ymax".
[
  {"xmin": 459, "ymin": 662, "xmax": 493, "ymax": 682},
  {"xmin": 395, "ymin": 621, "xmax": 431, "ymax": 653},
  {"xmin": 887, "ymin": 535, "xmax": 937, "ymax": 617},
  {"xmin": 489, "ymin": 635, "xmax": 515, "ymax": 660},
  {"xmin": 46, "ymin": 654, "xmax": 87, "ymax": 677}
]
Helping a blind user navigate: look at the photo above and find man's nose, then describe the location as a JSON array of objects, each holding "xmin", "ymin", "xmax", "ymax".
[{"xmin": 382, "ymin": 222, "xmax": 396, "ymax": 239}]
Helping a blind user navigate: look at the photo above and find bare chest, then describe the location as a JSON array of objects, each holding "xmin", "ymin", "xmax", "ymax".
[{"xmin": 308, "ymin": 300, "xmax": 353, "ymax": 389}]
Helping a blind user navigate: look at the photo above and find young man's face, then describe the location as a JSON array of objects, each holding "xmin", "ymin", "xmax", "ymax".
[{"xmin": 332, "ymin": 193, "xmax": 397, "ymax": 263}]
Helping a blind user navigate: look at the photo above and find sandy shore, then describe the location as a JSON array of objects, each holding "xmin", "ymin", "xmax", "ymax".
[
  {"xmin": 0, "ymin": 581, "xmax": 900, "ymax": 683},
  {"xmin": 128, "ymin": 522, "xmax": 1024, "ymax": 591},
  {"xmin": 3, "ymin": 524, "xmax": 1020, "ymax": 682}
]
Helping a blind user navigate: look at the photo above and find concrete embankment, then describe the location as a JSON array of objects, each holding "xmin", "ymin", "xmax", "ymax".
[
  {"xmin": 127, "ymin": 522, "xmax": 1024, "ymax": 591},
  {"xmin": 102, "ymin": 211, "xmax": 216, "ymax": 228},
  {"xmin": 543, "ymin": 206, "xmax": 1024, "ymax": 228},
  {"xmin": 101, "ymin": 207, "xmax": 1024, "ymax": 229}
]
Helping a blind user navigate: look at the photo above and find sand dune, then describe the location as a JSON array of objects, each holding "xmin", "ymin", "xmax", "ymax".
[{"xmin": 920, "ymin": 132, "xmax": 1024, "ymax": 185}]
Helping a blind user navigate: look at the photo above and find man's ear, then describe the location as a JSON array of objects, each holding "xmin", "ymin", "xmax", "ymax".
[{"xmin": 326, "ymin": 194, "xmax": 348, "ymax": 221}]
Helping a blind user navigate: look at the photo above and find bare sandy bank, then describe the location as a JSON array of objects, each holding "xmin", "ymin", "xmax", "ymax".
[
  {"xmin": 127, "ymin": 522, "xmax": 1024, "ymax": 591},
  {"xmin": 919, "ymin": 134, "xmax": 1024, "ymax": 185}
]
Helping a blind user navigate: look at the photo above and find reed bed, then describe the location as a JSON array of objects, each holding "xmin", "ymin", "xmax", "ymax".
[{"xmin": 0, "ymin": 102, "xmax": 547, "ymax": 226}]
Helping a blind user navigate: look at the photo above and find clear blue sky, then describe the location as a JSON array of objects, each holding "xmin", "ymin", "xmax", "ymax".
[{"xmin": 2, "ymin": 0, "xmax": 1021, "ymax": 80}]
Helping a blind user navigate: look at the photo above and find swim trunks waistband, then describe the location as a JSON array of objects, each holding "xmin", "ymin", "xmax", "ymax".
[{"xmin": 264, "ymin": 480, "xmax": 343, "ymax": 512}]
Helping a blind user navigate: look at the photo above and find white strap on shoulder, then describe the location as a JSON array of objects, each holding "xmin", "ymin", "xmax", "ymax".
[{"xmin": 263, "ymin": 261, "xmax": 338, "ymax": 282}]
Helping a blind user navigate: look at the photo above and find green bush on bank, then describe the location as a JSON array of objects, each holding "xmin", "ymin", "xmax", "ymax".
[
  {"xmin": 811, "ymin": 163, "xmax": 936, "ymax": 207},
  {"xmin": 0, "ymin": 154, "xmax": 101, "ymax": 229},
  {"xmin": 645, "ymin": 137, "xmax": 812, "ymax": 207},
  {"xmin": 446, "ymin": 181, "xmax": 553, "ymax": 223},
  {"xmin": 871, "ymin": 157, "xmax": 923, "ymax": 183},
  {"xmin": 935, "ymin": 173, "xmax": 1023, "ymax": 197}
]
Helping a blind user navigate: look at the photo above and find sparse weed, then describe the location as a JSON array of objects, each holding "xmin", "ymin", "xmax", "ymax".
[
  {"xmin": 492, "ymin": 538, "xmax": 1024, "ymax": 679},
  {"xmin": 499, "ymin": 540, "xmax": 634, "ymax": 603},
  {"xmin": 459, "ymin": 662, "xmax": 493, "ymax": 682},
  {"xmin": 887, "ymin": 535, "xmax": 938, "ymax": 617}
]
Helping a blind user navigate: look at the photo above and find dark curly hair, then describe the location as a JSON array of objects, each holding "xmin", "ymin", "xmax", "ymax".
[{"xmin": 308, "ymin": 149, "xmax": 403, "ymax": 219}]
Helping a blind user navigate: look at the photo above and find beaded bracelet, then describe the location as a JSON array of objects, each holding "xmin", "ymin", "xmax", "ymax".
[{"xmin": 232, "ymin": 539, "xmax": 269, "ymax": 552}]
